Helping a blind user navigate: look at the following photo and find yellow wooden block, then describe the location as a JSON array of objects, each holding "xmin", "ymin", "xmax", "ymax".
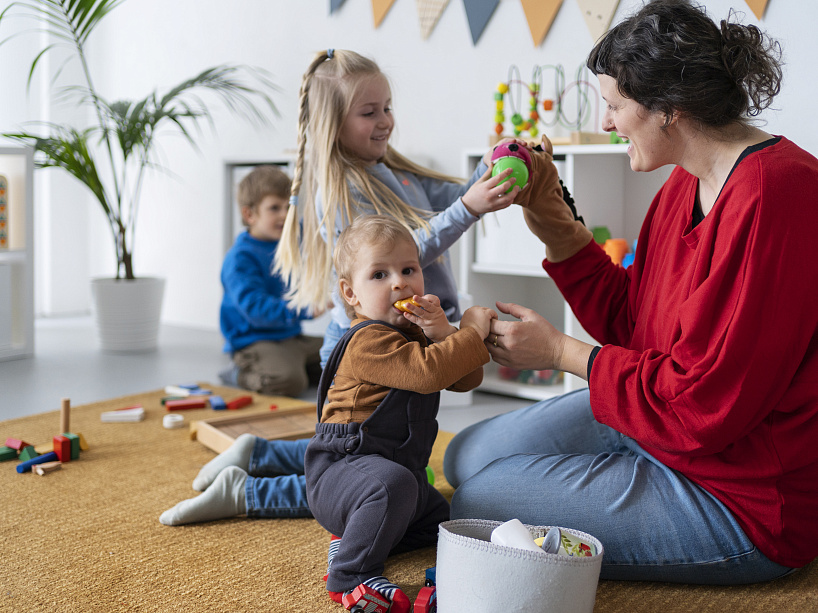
[{"xmin": 77, "ymin": 432, "xmax": 89, "ymax": 451}]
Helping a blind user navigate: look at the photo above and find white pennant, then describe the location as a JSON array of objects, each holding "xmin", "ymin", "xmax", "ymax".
[
  {"xmin": 416, "ymin": 0, "xmax": 451, "ymax": 39},
  {"xmin": 575, "ymin": 0, "xmax": 620, "ymax": 43}
]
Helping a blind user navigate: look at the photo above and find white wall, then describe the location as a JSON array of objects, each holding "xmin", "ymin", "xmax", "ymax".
[{"xmin": 2, "ymin": 0, "xmax": 817, "ymax": 329}]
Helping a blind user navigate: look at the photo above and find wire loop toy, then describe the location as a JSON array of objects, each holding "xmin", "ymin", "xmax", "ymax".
[{"xmin": 494, "ymin": 64, "xmax": 599, "ymax": 140}]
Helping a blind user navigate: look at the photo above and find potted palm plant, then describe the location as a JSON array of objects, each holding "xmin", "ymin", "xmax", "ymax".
[{"xmin": 0, "ymin": 0, "xmax": 277, "ymax": 351}]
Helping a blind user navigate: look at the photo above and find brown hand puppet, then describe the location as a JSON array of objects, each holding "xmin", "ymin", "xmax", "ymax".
[{"xmin": 514, "ymin": 136, "xmax": 593, "ymax": 263}]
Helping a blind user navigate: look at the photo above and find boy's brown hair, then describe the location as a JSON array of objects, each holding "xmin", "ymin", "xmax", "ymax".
[{"xmin": 237, "ymin": 165, "xmax": 291, "ymax": 226}]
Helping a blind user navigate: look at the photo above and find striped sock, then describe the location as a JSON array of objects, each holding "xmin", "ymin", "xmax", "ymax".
[
  {"xmin": 341, "ymin": 577, "xmax": 410, "ymax": 613},
  {"xmin": 324, "ymin": 535, "xmax": 342, "ymax": 581}
]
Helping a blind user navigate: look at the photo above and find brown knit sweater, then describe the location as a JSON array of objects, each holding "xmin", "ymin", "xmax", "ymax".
[{"xmin": 321, "ymin": 316, "xmax": 490, "ymax": 424}]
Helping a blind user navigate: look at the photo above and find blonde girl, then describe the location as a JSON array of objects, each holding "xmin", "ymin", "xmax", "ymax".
[{"xmin": 275, "ymin": 49, "xmax": 523, "ymax": 364}]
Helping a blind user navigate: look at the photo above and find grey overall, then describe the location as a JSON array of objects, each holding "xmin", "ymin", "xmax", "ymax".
[{"xmin": 305, "ymin": 320, "xmax": 450, "ymax": 593}]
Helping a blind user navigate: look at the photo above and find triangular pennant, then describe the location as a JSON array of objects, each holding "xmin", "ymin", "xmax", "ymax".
[
  {"xmin": 463, "ymin": 0, "xmax": 501, "ymax": 45},
  {"xmin": 330, "ymin": 0, "xmax": 347, "ymax": 14},
  {"xmin": 416, "ymin": 0, "xmax": 451, "ymax": 39},
  {"xmin": 372, "ymin": 0, "xmax": 397, "ymax": 27},
  {"xmin": 744, "ymin": 0, "xmax": 770, "ymax": 20},
  {"xmin": 520, "ymin": 0, "xmax": 563, "ymax": 47},
  {"xmin": 575, "ymin": 0, "xmax": 620, "ymax": 43}
]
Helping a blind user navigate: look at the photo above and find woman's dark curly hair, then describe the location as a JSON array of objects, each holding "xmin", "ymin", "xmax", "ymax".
[{"xmin": 587, "ymin": 0, "xmax": 783, "ymax": 129}]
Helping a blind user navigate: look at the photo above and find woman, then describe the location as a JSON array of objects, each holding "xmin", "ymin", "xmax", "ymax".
[{"xmin": 443, "ymin": 0, "xmax": 818, "ymax": 585}]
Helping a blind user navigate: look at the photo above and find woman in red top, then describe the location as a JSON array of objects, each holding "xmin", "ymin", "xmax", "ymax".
[{"xmin": 444, "ymin": 0, "xmax": 818, "ymax": 583}]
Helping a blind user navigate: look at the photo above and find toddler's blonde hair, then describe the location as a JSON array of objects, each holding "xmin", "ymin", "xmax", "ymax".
[{"xmin": 274, "ymin": 49, "xmax": 460, "ymax": 313}]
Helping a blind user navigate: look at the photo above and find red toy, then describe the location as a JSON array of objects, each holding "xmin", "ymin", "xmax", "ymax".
[
  {"xmin": 53, "ymin": 435, "xmax": 71, "ymax": 463},
  {"xmin": 413, "ymin": 585, "xmax": 437, "ymax": 613},
  {"xmin": 341, "ymin": 584, "xmax": 390, "ymax": 613},
  {"xmin": 226, "ymin": 395, "xmax": 252, "ymax": 411},
  {"xmin": 165, "ymin": 398, "xmax": 207, "ymax": 411}
]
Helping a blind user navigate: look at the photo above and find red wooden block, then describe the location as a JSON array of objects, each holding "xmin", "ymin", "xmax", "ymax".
[
  {"xmin": 227, "ymin": 396, "xmax": 252, "ymax": 411},
  {"xmin": 53, "ymin": 435, "xmax": 72, "ymax": 463},
  {"xmin": 5, "ymin": 438, "xmax": 30, "ymax": 451},
  {"xmin": 165, "ymin": 398, "xmax": 207, "ymax": 411}
]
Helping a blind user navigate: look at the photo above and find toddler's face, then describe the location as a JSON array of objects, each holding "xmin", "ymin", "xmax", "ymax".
[
  {"xmin": 341, "ymin": 237, "xmax": 423, "ymax": 327},
  {"xmin": 244, "ymin": 194, "xmax": 289, "ymax": 241},
  {"xmin": 339, "ymin": 75, "xmax": 394, "ymax": 165}
]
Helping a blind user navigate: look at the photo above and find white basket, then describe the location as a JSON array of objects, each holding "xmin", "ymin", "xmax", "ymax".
[{"xmin": 436, "ymin": 519, "xmax": 603, "ymax": 613}]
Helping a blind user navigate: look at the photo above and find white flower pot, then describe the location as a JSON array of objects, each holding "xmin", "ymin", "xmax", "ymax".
[{"xmin": 91, "ymin": 277, "xmax": 165, "ymax": 353}]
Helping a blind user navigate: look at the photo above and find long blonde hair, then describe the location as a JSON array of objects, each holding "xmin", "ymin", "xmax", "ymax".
[{"xmin": 274, "ymin": 49, "xmax": 461, "ymax": 313}]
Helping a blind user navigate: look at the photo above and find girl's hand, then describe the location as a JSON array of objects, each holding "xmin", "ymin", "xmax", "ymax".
[
  {"xmin": 460, "ymin": 306, "xmax": 499, "ymax": 340},
  {"xmin": 400, "ymin": 294, "xmax": 456, "ymax": 342},
  {"xmin": 461, "ymin": 165, "xmax": 521, "ymax": 216}
]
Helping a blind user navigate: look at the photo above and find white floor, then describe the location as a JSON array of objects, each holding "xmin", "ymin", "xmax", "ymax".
[{"xmin": 0, "ymin": 316, "xmax": 530, "ymax": 430}]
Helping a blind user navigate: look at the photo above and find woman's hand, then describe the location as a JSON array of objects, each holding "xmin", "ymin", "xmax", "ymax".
[
  {"xmin": 461, "ymin": 166, "xmax": 520, "ymax": 217},
  {"xmin": 487, "ymin": 301, "xmax": 593, "ymax": 380}
]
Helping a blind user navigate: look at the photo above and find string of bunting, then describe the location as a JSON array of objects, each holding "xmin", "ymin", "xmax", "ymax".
[{"xmin": 329, "ymin": 0, "xmax": 772, "ymax": 45}]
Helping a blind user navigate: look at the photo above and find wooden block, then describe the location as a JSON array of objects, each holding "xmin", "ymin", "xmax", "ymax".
[
  {"xmin": 34, "ymin": 442, "xmax": 54, "ymax": 454},
  {"xmin": 18, "ymin": 446, "xmax": 40, "ymax": 461},
  {"xmin": 165, "ymin": 398, "xmax": 207, "ymax": 411},
  {"xmin": 53, "ymin": 435, "xmax": 71, "ymax": 463},
  {"xmin": 194, "ymin": 403, "xmax": 316, "ymax": 454},
  {"xmin": 0, "ymin": 446, "xmax": 17, "ymax": 462},
  {"xmin": 62, "ymin": 432, "xmax": 80, "ymax": 460},
  {"xmin": 5, "ymin": 438, "xmax": 30, "ymax": 451},
  {"xmin": 209, "ymin": 396, "xmax": 227, "ymax": 410},
  {"xmin": 34, "ymin": 461, "xmax": 62, "ymax": 476},
  {"xmin": 16, "ymin": 451, "xmax": 58, "ymax": 473},
  {"xmin": 569, "ymin": 131, "xmax": 613, "ymax": 145},
  {"xmin": 226, "ymin": 396, "xmax": 253, "ymax": 411},
  {"xmin": 77, "ymin": 432, "xmax": 89, "ymax": 451}
]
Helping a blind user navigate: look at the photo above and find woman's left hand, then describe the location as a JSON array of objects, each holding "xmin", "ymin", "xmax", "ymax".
[{"xmin": 486, "ymin": 301, "xmax": 564, "ymax": 370}]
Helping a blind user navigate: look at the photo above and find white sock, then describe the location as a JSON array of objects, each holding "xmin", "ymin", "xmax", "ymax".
[
  {"xmin": 160, "ymin": 466, "xmax": 247, "ymax": 525},
  {"xmin": 192, "ymin": 433, "xmax": 255, "ymax": 491}
]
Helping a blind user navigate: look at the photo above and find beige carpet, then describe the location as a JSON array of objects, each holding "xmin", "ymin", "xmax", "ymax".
[{"xmin": 1, "ymin": 385, "xmax": 815, "ymax": 612}]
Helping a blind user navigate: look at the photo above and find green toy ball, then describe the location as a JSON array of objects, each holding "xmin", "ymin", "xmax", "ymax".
[{"xmin": 490, "ymin": 143, "xmax": 531, "ymax": 194}]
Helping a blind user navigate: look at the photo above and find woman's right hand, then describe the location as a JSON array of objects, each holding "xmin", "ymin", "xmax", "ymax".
[{"xmin": 461, "ymin": 165, "xmax": 521, "ymax": 217}]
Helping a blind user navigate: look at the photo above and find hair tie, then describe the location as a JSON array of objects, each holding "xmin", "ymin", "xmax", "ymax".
[
  {"xmin": 327, "ymin": 48, "xmax": 334, "ymax": 59},
  {"xmin": 289, "ymin": 195, "xmax": 299, "ymax": 207}
]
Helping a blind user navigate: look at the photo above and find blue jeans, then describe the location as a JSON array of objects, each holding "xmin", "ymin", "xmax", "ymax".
[
  {"xmin": 443, "ymin": 389, "xmax": 795, "ymax": 585},
  {"xmin": 245, "ymin": 437, "xmax": 312, "ymax": 518},
  {"xmin": 319, "ymin": 319, "xmax": 347, "ymax": 368},
  {"xmin": 243, "ymin": 323, "xmax": 347, "ymax": 518}
]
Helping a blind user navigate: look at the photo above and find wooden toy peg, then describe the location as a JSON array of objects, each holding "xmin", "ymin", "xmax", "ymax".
[{"xmin": 60, "ymin": 398, "xmax": 71, "ymax": 435}]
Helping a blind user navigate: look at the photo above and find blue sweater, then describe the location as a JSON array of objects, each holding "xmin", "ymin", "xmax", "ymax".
[{"xmin": 220, "ymin": 231, "xmax": 310, "ymax": 352}]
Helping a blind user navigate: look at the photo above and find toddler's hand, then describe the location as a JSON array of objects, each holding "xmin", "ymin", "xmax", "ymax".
[
  {"xmin": 460, "ymin": 306, "xmax": 499, "ymax": 340},
  {"xmin": 399, "ymin": 294, "xmax": 456, "ymax": 343}
]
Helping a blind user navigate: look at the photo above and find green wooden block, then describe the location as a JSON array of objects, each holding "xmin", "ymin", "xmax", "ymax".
[
  {"xmin": 0, "ymin": 446, "xmax": 17, "ymax": 462},
  {"xmin": 63, "ymin": 432, "xmax": 80, "ymax": 460},
  {"xmin": 19, "ymin": 446, "xmax": 40, "ymax": 461}
]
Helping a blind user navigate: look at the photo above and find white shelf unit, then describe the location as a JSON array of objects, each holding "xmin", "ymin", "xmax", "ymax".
[
  {"xmin": 460, "ymin": 144, "xmax": 671, "ymax": 400},
  {"xmin": 0, "ymin": 146, "xmax": 34, "ymax": 361}
]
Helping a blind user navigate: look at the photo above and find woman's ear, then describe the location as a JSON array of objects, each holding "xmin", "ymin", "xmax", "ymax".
[{"xmin": 339, "ymin": 278, "xmax": 358, "ymax": 309}]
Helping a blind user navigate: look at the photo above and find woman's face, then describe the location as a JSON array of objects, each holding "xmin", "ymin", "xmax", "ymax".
[{"xmin": 599, "ymin": 74, "xmax": 673, "ymax": 172}]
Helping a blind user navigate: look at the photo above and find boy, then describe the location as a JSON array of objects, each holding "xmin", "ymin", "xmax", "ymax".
[
  {"xmin": 219, "ymin": 165, "xmax": 323, "ymax": 397},
  {"xmin": 306, "ymin": 215, "xmax": 497, "ymax": 612}
]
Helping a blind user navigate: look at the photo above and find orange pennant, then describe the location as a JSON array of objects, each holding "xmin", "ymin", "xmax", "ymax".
[
  {"xmin": 744, "ymin": 0, "xmax": 769, "ymax": 19},
  {"xmin": 521, "ymin": 0, "xmax": 563, "ymax": 47},
  {"xmin": 575, "ymin": 0, "xmax": 620, "ymax": 43},
  {"xmin": 372, "ymin": 0, "xmax": 397, "ymax": 27}
]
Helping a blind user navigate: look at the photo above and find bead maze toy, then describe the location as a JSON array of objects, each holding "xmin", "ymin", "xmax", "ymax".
[{"xmin": 492, "ymin": 64, "xmax": 616, "ymax": 146}]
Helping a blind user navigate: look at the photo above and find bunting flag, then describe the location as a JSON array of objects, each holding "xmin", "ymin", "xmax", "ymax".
[
  {"xmin": 330, "ymin": 0, "xmax": 347, "ymax": 14},
  {"xmin": 575, "ymin": 0, "xmax": 620, "ymax": 43},
  {"xmin": 521, "ymin": 0, "xmax": 563, "ymax": 47},
  {"xmin": 416, "ymin": 0, "xmax": 451, "ymax": 39},
  {"xmin": 463, "ymin": 0, "xmax": 501, "ymax": 45},
  {"xmin": 743, "ymin": 0, "xmax": 769, "ymax": 19},
  {"xmin": 372, "ymin": 0, "xmax": 397, "ymax": 27}
]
